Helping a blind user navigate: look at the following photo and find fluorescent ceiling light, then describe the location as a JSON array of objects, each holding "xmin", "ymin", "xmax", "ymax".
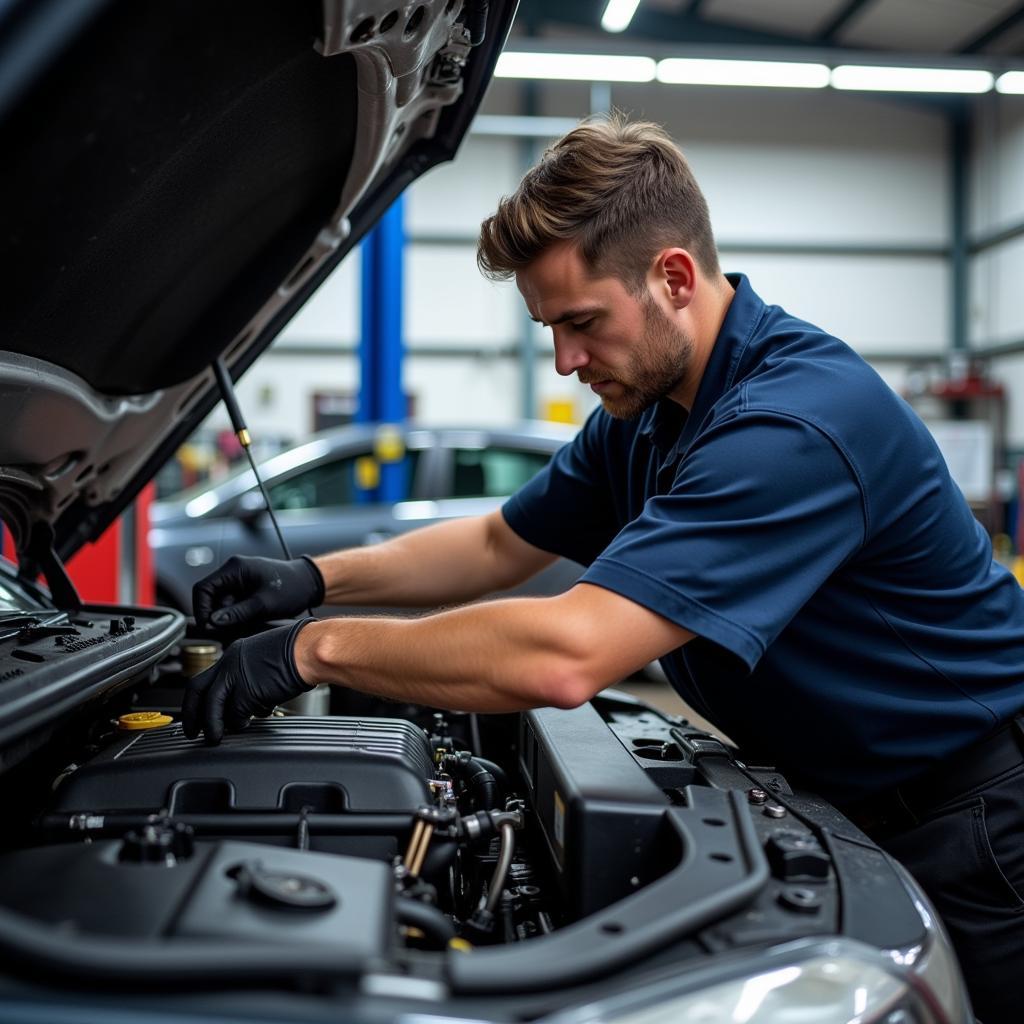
[
  {"xmin": 996, "ymin": 71, "xmax": 1024, "ymax": 94},
  {"xmin": 657, "ymin": 58, "xmax": 829, "ymax": 89},
  {"xmin": 494, "ymin": 52, "xmax": 656, "ymax": 82},
  {"xmin": 831, "ymin": 65, "xmax": 994, "ymax": 93},
  {"xmin": 601, "ymin": 0, "xmax": 642, "ymax": 33}
]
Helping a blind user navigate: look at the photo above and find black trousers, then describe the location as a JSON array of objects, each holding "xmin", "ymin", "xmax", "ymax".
[{"xmin": 868, "ymin": 762, "xmax": 1024, "ymax": 1024}]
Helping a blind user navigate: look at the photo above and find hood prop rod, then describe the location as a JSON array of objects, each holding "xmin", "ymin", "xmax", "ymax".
[{"xmin": 212, "ymin": 358, "xmax": 292, "ymax": 563}]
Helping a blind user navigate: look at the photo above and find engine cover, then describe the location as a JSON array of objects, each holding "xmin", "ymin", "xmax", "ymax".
[
  {"xmin": 53, "ymin": 716, "xmax": 435, "ymax": 814},
  {"xmin": 0, "ymin": 838, "xmax": 394, "ymax": 957}
]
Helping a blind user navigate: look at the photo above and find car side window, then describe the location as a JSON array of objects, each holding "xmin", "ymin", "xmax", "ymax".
[
  {"xmin": 267, "ymin": 451, "xmax": 420, "ymax": 510},
  {"xmin": 450, "ymin": 448, "xmax": 552, "ymax": 499}
]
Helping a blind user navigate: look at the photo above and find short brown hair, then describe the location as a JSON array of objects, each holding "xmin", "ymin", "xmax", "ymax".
[{"xmin": 477, "ymin": 113, "xmax": 719, "ymax": 292}]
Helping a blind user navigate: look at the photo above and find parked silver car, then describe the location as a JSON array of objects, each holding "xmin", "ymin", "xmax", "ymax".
[{"xmin": 150, "ymin": 422, "xmax": 583, "ymax": 611}]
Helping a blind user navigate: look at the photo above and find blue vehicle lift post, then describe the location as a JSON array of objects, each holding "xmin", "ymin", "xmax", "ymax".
[{"xmin": 357, "ymin": 195, "xmax": 407, "ymax": 503}]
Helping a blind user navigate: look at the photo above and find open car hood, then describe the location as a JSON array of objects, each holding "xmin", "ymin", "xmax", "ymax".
[{"xmin": 0, "ymin": 0, "xmax": 514, "ymax": 583}]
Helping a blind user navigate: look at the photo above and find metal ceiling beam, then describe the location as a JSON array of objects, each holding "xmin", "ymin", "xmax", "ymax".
[
  {"xmin": 411, "ymin": 230, "xmax": 949, "ymax": 259},
  {"xmin": 970, "ymin": 216, "xmax": 1024, "ymax": 254},
  {"xmin": 971, "ymin": 337, "xmax": 1024, "ymax": 358},
  {"xmin": 818, "ymin": 0, "xmax": 875, "ymax": 43},
  {"xmin": 960, "ymin": 1, "xmax": 1024, "ymax": 54},
  {"xmin": 273, "ymin": 341, "xmax": 946, "ymax": 364}
]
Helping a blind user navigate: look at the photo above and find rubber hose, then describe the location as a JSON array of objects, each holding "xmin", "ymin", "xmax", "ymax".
[
  {"xmin": 445, "ymin": 756, "xmax": 499, "ymax": 811},
  {"xmin": 464, "ymin": 758, "xmax": 498, "ymax": 811},
  {"xmin": 395, "ymin": 898, "xmax": 457, "ymax": 947},
  {"xmin": 469, "ymin": 756, "xmax": 509, "ymax": 792},
  {"xmin": 420, "ymin": 837, "xmax": 459, "ymax": 880}
]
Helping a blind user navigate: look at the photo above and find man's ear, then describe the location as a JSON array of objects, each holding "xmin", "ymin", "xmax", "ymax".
[{"xmin": 653, "ymin": 248, "xmax": 697, "ymax": 310}]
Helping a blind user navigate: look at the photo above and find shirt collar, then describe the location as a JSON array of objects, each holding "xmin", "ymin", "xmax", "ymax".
[{"xmin": 639, "ymin": 273, "xmax": 765, "ymax": 458}]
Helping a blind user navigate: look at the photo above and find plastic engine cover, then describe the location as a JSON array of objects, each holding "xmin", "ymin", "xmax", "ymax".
[
  {"xmin": 0, "ymin": 838, "xmax": 393, "ymax": 955},
  {"xmin": 53, "ymin": 716, "xmax": 435, "ymax": 814}
]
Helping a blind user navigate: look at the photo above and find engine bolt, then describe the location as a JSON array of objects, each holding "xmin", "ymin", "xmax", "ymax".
[
  {"xmin": 764, "ymin": 804, "xmax": 787, "ymax": 818},
  {"xmin": 747, "ymin": 788, "xmax": 768, "ymax": 805}
]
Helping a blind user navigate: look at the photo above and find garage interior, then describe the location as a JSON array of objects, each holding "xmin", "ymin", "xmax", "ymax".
[
  {"xmin": 256, "ymin": 0, "xmax": 1024, "ymax": 452},
  {"xmin": 0, "ymin": 3, "xmax": 1020, "ymax": 730},
  {"xmin": 24, "ymin": 0, "xmax": 1022, "ymax": 719},
  {"xmin": 3, "ymin": 2, "xmax": 1024, "ymax": 1019},
  {"xmin": 253, "ymin": 0, "xmax": 1024, "ymax": 469},
  {"xmin": 0, "ymin": 0, "xmax": 1016, "ymax": 731}
]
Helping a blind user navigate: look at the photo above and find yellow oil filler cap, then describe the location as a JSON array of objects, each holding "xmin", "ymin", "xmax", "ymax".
[{"xmin": 118, "ymin": 712, "xmax": 173, "ymax": 731}]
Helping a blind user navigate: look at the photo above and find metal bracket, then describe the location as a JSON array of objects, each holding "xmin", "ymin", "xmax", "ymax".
[{"xmin": 673, "ymin": 730, "xmax": 733, "ymax": 761}]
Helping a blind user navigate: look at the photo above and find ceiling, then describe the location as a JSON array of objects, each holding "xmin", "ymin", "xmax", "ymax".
[{"xmin": 514, "ymin": 0, "xmax": 1024, "ymax": 56}]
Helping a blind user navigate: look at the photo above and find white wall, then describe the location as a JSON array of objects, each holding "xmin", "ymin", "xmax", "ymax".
[
  {"xmin": 608, "ymin": 85, "xmax": 949, "ymax": 245},
  {"xmin": 722, "ymin": 252, "xmax": 948, "ymax": 354}
]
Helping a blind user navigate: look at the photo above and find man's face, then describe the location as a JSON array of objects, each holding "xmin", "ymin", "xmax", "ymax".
[{"xmin": 516, "ymin": 242, "xmax": 693, "ymax": 420}]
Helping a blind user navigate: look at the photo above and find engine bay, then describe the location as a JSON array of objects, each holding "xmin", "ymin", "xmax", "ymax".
[{"xmin": 0, "ymin": 612, "xmax": 934, "ymax": 1010}]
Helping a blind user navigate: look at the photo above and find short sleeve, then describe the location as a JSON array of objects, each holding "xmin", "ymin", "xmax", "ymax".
[
  {"xmin": 502, "ymin": 411, "xmax": 620, "ymax": 566},
  {"xmin": 580, "ymin": 411, "xmax": 866, "ymax": 670}
]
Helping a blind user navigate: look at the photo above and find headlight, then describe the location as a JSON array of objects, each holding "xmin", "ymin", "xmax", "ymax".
[
  {"xmin": 586, "ymin": 946, "xmax": 914, "ymax": 1023},
  {"xmin": 546, "ymin": 934, "xmax": 971, "ymax": 1024}
]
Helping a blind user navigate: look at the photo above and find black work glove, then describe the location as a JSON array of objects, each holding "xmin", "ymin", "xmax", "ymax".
[
  {"xmin": 192, "ymin": 555, "xmax": 325, "ymax": 631},
  {"xmin": 181, "ymin": 618, "xmax": 316, "ymax": 745}
]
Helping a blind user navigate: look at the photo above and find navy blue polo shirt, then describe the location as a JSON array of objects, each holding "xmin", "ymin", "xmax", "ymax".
[{"xmin": 503, "ymin": 274, "xmax": 1024, "ymax": 804}]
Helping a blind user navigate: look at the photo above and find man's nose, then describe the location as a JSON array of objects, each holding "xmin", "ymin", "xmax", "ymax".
[{"xmin": 553, "ymin": 331, "xmax": 589, "ymax": 377}]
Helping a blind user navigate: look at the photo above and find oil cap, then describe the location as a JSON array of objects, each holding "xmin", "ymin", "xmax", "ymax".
[
  {"xmin": 118, "ymin": 712, "xmax": 173, "ymax": 731},
  {"xmin": 230, "ymin": 861, "xmax": 337, "ymax": 911}
]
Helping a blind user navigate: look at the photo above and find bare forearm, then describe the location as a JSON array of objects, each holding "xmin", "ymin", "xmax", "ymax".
[
  {"xmin": 313, "ymin": 512, "xmax": 553, "ymax": 608},
  {"xmin": 293, "ymin": 584, "xmax": 694, "ymax": 713},
  {"xmin": 295, "ymin": 596, "xmax": 591, "ymax": 712}
]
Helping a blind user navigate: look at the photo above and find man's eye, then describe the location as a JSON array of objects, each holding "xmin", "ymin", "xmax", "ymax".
[{"xmin": 572, "ymin": 319, "xmax": 595, "ymax": 331}]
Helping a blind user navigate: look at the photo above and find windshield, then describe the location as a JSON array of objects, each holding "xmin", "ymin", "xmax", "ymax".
[
  {"xmin": 170, "ymin": 460, "xmax": 253, "ymax": 506},
  {"xmin": 0, "ymin": 568, "xmax": 47, "ymax": 613}
]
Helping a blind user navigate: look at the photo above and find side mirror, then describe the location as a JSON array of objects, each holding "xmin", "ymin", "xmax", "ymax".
[{"xmin": 235, "ymin": 490, "xmax": 267, "ymax": 528}]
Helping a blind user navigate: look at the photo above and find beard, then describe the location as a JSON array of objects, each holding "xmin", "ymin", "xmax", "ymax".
[{"xmin": 581, "ymin": 295, "xmax": 694, "ymax": 420}]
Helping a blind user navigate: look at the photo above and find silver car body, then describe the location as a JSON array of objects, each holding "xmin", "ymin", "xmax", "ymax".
[{"xmin": 150, "ymin": 421, "xmax": 583, "ymax": 610}]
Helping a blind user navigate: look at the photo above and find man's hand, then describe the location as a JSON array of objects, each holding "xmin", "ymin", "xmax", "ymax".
[
  {"xmin": 192, "ymin": 555, "xmax": 325, "ymax": 630},
  {"xmin": 181, "ymin": 619, "xmax": 317, "ymax": 744}
]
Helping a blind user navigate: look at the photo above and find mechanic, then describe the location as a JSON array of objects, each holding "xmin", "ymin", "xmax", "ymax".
[{"xmin": 185, "ymin": 115, "xmax": 1024, "ymax": 1022}]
